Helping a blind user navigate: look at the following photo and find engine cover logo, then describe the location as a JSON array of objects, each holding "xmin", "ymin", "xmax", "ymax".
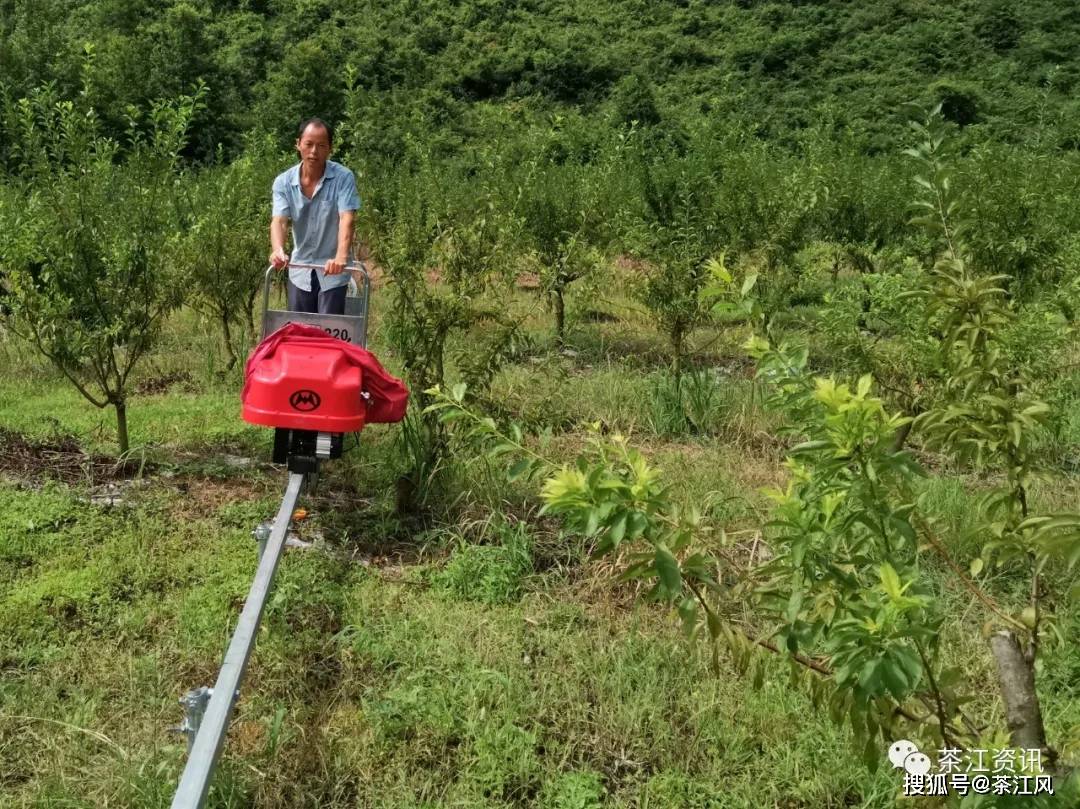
[{"xmin": 289, "ymin": 389, "xmax": 321, "ymax": 411}]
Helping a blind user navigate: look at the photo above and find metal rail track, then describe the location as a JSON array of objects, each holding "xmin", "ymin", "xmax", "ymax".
[{"xmin": 170, "ymin": 471, "xmax": 306, "ymax": 809}]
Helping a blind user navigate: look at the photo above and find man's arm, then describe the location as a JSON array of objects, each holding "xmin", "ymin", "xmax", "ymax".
[
  {"xmin": 326, "ymin": 169, "xmax": 361, "ymax": 276},
  {"xmin": 324, "ymin": 210, "xmax": 355, "ymax": 276},
  {"xmin": 270, "ymin": 173, "xmax": 292, "ymax": 269},
  {"xmin": 270, "ymin": 216, "xmax": 290, "ymax": 269}
]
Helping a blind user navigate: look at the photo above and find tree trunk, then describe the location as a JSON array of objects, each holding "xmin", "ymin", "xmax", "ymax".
[
  {"xmin": 221, "ymin": 312, "xmax": 238, "ymax": 371},
  {"xmin": 891, "ymin": 418, "xmax": 915, "ymax": 452},
  {"xmin": 114, "ymin": 399, "xmax": 129, "ymax": 455},
  {"xmin": 246, "ymin": 287, "xmax": 259, "ymax": 342},
  {"xmin": 672, "ymin": 329, "xmax": 684, "ymax": 381},
  {"xmin": 989, "ymin": 630, "xmax": 1057, "ymax": 769},
  {"xmin": 553, "ymin": 287, "xmax": 566, "ymax": 343}
]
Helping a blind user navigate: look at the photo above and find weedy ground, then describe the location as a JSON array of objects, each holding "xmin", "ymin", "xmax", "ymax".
[{"xmin": 0, "ymin": 281, "xmax": 1078, "ymax": 808}]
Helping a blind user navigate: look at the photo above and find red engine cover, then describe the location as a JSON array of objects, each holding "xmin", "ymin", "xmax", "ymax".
[{"xmin": 242, "ymin": 342, "xmax": 366, "ymax": 432}]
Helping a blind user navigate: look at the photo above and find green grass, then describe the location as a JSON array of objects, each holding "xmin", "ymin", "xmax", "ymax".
[
  {"xmin": 0, "ymin": 474, "xmax": 902, "ymax": 809},
  {"xmin": 431, "ymin": 521, "xmax": 535, "ymax": 605},
  {"xmin": 2, "ymin": 300, "xmax": 1080, "ymax": 808},
  {"xmin": 0, "ymin": 372, "xmax": 263, "ymax": 456}
]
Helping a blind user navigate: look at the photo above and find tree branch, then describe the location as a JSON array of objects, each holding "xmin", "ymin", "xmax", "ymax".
[{"xmin": 914, "ymin": 514, "xmax": 1027, "ymax": 632}]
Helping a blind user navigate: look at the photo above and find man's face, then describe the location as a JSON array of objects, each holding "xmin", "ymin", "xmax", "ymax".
[{"xmin": 295, "ymin": 124, "xmax": 332, "ymax": 170}]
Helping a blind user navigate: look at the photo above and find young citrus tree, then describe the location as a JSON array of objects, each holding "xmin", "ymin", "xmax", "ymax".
[
  {"xmin": 370, "ymin": 154, "xmax": 514, "ymax": 404},
  {"xmin": 716, "ymin": 112, "xmax": 1080, "ymax": 770},
  {"xmin": 0, "ymin": 87, "xmax": 200, "ymax": 454},
  {"xmin": 364, "ymin": 146, "xmax": 519, "ymax": 509},
  {"xmin": 513, "ymin": 129, "xmax": 621, "ymax": 343},
  {"xmin": 625, "ymin": 147, "xmax": 724, "ymax": 379},
  {"xmin": 905, "ymin": 109, "xmax": 1080, "ymax": 763},
  {"xmin": 175, "ymin": 137, "xmax": 280, "ymax": 371}
]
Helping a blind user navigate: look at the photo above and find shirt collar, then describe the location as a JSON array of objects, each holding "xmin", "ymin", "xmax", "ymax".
[{"xmin": 290, "ymin": 161, "xmax": 338, "ymax": 187}]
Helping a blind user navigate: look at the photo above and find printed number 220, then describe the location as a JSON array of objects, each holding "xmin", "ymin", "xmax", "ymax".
[
  {"xmin": 281, "ymin": 321, "xmax": 350, "ymax": 342},
  {"xmin": 325, "ymin": 327, "xmax": 350, "ymax": 341}
]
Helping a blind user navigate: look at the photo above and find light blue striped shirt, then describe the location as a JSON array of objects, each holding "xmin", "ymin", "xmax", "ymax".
[{"xmin": 272, "ymin": 160, "xmax": 361, "ymax": 291}]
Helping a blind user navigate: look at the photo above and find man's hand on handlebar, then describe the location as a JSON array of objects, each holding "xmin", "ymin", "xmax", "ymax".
[
  {"xmin": 324, "ymin": 256, "xmax": 346, "ymax": 276},
  {"xmin": 270, "ymin": 248, "xmax": 290, "ymax": 270}
]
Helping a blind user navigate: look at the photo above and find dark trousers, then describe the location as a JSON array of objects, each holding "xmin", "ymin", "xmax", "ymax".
[{"xmin": 287, "ymin": 270, "xmax": 347, "ymax": 315}]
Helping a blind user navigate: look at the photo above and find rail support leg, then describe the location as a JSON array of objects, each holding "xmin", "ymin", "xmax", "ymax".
[
  {"xmin": 174, "ymin": 687, "xmax": 213, "ymax": 753},
  {"xmin": 252, "ymin": 522, "xmax": 272, "ymax": 561}
]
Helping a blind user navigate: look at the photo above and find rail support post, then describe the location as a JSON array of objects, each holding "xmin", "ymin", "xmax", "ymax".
[
  {"xmin": 252, "ymin": 522, "xmax": 271, "ymax": 561},
  {"xmin": 174, "ymin": 687, "xmax": 213, "ymax": 752}
]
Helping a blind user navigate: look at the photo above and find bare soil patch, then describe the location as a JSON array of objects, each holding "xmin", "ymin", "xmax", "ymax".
[
  {"xmin": 0, "ymin": 428, "xmax": 154, "ymax": 487},
  {"xmin": 133, "ymin": 370, "xmax": 194, "ymax": 396},
  {"xmin": 169, "ymin": 473, "xmax": 274, "ymax": 521},
  {"xmin": 516, "ymin": 271, "xmax": 541, "ymax": 290}
]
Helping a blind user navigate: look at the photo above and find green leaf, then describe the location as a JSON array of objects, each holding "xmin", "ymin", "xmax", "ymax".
[
  {"xmin": 707, "ymin": 610, "xmax": 722, "ymax": 640},
  {"xmin": 784, "ymin": 590, "xmax": 803, "ymax": 623},
  {"xmin": 894, "ymin": 648, "xmax": 923, "ymax": 690},
  {"xmin": 1027, "ymin": 514, "xmax": 1080, "ymax": 533},
  {"xmin": 655, "ymin": 545, "xmax": 682, "ymax": 599},
  {"xmin": 489, "ymin": 442, "xmax": 516, "ymax": 458},
  {"xmin": 969, "ymin": 557, "xmax": 984, "ymax": 577},
  {"xmin": 880, "ymin": 660, "xmax": 909, "ymax": 701},
  {"xmin": 678, "ymin": 596, "xmax": 697, "ymax": 635},
  {"xmin": 1020, "ymin": 402, "xmax": 1050, "ymax": 418},
  {"xmin": 607, "ymin": 512, "xmax": 628, "ymax": 548},
  {"xmin": 626, "ymin": 511, "xmax": 649, "ymax": 540},
  {"xmin": 507, "ymin": 458, "xmax": 532, "ymax": 481},
  {"xmin": 859, "ymin": 658, "xmax": 883, "ymax": 695},
  {"xmin": 878, "ymin": 563, "xmax": 903, "ymax": 600},
  {"xmin": 893, "ymin": 517, "xmax": 917, "ymax": 548},
  {"xmin": 856, "ymin": 374, "xmax": 872, "ymax": 398},
  {"xmin": 1008, "ymin": 420, "xmax": 1022, "ymax": 448}
]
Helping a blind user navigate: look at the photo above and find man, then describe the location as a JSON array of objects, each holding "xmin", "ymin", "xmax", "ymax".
[{"xmin": 269, "ymin": 117, "xmax": 360, "ymax": 315}]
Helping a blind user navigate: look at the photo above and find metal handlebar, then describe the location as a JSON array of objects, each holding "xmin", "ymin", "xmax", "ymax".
[
  {"xmin": 280, "ymin": 261, "xmax": 364, "ymax": 271},
  {"xmin": 261, "ymin": 261, "xmax": 371, "ymax": 319}
]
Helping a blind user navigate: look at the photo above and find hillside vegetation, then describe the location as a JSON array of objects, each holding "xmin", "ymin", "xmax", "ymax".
[{"xmin": 4, "ymin": 0, "xmax": 1080, "ymax": 159}]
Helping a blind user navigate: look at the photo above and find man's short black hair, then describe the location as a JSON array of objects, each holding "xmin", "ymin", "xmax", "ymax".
[{"xmin": 296, "ymin": 117, "xmax": 334, "ymax": 146}]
